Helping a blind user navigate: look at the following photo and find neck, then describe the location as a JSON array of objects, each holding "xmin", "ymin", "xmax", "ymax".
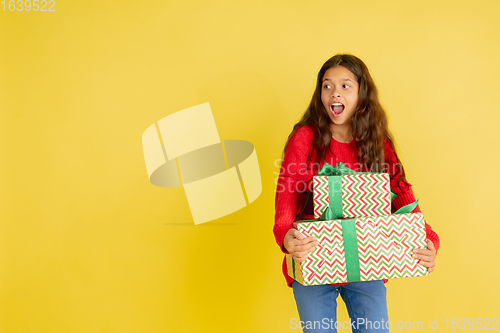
[{"xmin": 330, "ymin": 123, "xmax": 352, "ymax": 143}]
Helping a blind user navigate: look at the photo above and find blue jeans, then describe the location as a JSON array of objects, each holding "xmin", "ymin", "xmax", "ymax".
[{"xmin": 291, "ymin": 280, "xmax": 389, "ymax": 333}]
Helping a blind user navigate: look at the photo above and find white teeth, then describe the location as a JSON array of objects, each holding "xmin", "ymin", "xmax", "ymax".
[{"xmin": 332, "ymin": 103, "xmax": 343, "ymax": 106}]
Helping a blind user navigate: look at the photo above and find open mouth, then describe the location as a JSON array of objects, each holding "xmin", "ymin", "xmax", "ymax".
[{"xmin": 330, "ymin": 102, "xmax": 345, "ymax": 117}]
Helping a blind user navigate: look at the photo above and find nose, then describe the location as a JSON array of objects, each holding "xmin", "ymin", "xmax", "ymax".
[{"xmin": 331, "ymin": 89, "xmax": 341, "ymax": 98}]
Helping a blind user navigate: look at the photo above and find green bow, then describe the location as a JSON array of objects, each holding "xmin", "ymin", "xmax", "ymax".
[{"xmin": 316, "ymin": 162, "xmax": 364, "ymax": 176}]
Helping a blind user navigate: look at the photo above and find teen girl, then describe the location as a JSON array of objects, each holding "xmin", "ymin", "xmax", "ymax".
[{"xmin": 273, "ymin": 54, "xmax": 440, "ymax": 333}]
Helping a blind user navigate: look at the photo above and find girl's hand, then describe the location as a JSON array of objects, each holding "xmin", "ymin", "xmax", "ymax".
[
  {"xmin": 283, "ymin": 228, "xmax": 319, "ymax": 262},
  {"xmin": 413, "ymin": 239, "xmax": 437, "ymax": 273}
]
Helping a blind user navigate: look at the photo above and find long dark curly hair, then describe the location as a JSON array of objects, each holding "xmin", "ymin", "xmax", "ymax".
[{"xmin": 282, "ymin": 54, "xmax": 406, "ymax": 182}]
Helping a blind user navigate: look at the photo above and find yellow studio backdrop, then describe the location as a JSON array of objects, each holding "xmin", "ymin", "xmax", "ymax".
[{"xmin": 0, "ymin": 0, "xmax": 499, "ymax": 332}]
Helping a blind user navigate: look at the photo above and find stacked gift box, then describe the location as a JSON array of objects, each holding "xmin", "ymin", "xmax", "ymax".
[{"xmin": 287, "ymin": 162, "xmax": 429, "ymax": 286}]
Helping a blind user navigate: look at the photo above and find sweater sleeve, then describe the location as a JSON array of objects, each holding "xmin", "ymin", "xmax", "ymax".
[
  {"xmin": 384, "ymin": 140, "xmax": 440, "ymax": 253},
  {"xmin": 274, "ymin": 126, "xmax": 316, "ymax": 254}
]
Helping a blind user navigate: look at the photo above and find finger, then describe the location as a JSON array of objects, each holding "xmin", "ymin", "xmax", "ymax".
[
  {"xmin": 292, "ymin": 236, "xmax": 319, "ymax": 248},
  {"xmin": 428, "ymin": 266, "xmax": 435, "ymax": 273},
  {"xmin": 412, "ymin": 252, "xmax": 435, "ymax": 262},
  {"xmin": 293, "ymin": 241, "xmax": 319, "ymax": 253},
  {"xmin": 292, "ymin": 244, "xmax": 318, "ymax": 261},
  {"xmin": 413, "ymin": 248, "xmax": 433, "ymax": 256},
  {"xmin": 294, "ymin": 256, "xmax": 307, "ymax": 262},
  {"xmin": 293, "ymin": 231, "xmax": 319, "ymax": 244},
  {"xmin": 417, "ymin": 259, "xmax": 436, "ymax": 268},
  {"xmin": 427, "ymin": 239, "xmax": 435, "ymax": 250},
  {"xmin": 293, "ymin": 252, "xmax": 310, "ymax": 262},
  {"xmin": 414, "ymin": 245, "xmax": 437, "ymax": 256},
  {"xmin": 292, "ymin": 229, "xmax": 306, "ymax": 240},
  {"xmin": 420, "ymin": 261, "xmax": 436, "ymax": 268},
  {"xmin": 303, "ymin": 236, "xmax": 319, "ymax": 245}
]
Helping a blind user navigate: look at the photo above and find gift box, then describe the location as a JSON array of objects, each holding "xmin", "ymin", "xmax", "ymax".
[
  {"xmin": 313, "ymin": 163, "xmax": 391, "ymax": 219},
  {"xmin": 287, "ymin": 213, "xmax": 429, "ymax": 286}
]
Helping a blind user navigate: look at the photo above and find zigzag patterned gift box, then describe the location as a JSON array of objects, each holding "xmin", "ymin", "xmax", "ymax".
[
  {"xmin": 313, "ymin": 172, "xmax": 391, "ymax": 219},
  {"xmin": 287, "ymin": 213, "xmax": 429, "ymax": 286}
]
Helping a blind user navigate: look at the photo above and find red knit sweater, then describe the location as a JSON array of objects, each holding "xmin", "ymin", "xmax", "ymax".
[{"xmin": 274, "ymin": 125, "xmax": 440, "ymax": 287}]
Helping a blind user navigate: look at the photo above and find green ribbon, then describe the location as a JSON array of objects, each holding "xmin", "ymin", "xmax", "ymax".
[
  {"xmin": 331, "ymin": 177, "xmax": 342, "ymax": 219},
  {"xmin": 318, "ymin": 176, "xmax": 342, "ymax": 220},
  {"xmin": 341, "ymin": 219, "xmax": 361, "ymax": 282},
  {"xmin": 316, "ymin": 162, "xmax": 363, "ymax": 177},
  {"xmin": 394, "ymin": 199, "xmax": 419, "ymax": 214}
]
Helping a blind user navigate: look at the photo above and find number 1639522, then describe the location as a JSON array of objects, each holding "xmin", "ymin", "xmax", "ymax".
[{"xmin": 2, "ymin": 0, "xmax": 55, "ymax": 11}]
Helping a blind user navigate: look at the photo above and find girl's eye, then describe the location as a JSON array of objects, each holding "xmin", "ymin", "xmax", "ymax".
[
  {"xmin": 324, "ymin": 84, "xmax": 331, "ymax": 89},
  {"xmin": 343, "ymin": 84, "xmax": 350, "ymax": 89}
]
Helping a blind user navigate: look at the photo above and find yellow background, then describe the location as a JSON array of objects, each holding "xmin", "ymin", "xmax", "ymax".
[{"xmin": 1, "ymin": 0, "xmax": 499, "ymax": 332}]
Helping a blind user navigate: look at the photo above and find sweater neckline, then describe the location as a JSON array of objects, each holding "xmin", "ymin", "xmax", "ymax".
[{"xmin": 331, "ymin": 137, "xmax": 356, "ymax": 146}]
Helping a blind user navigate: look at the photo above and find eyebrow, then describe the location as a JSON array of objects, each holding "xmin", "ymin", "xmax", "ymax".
[{"xmin": 323, "ymin": 78, "xmax": 354, "ymax": 83}]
